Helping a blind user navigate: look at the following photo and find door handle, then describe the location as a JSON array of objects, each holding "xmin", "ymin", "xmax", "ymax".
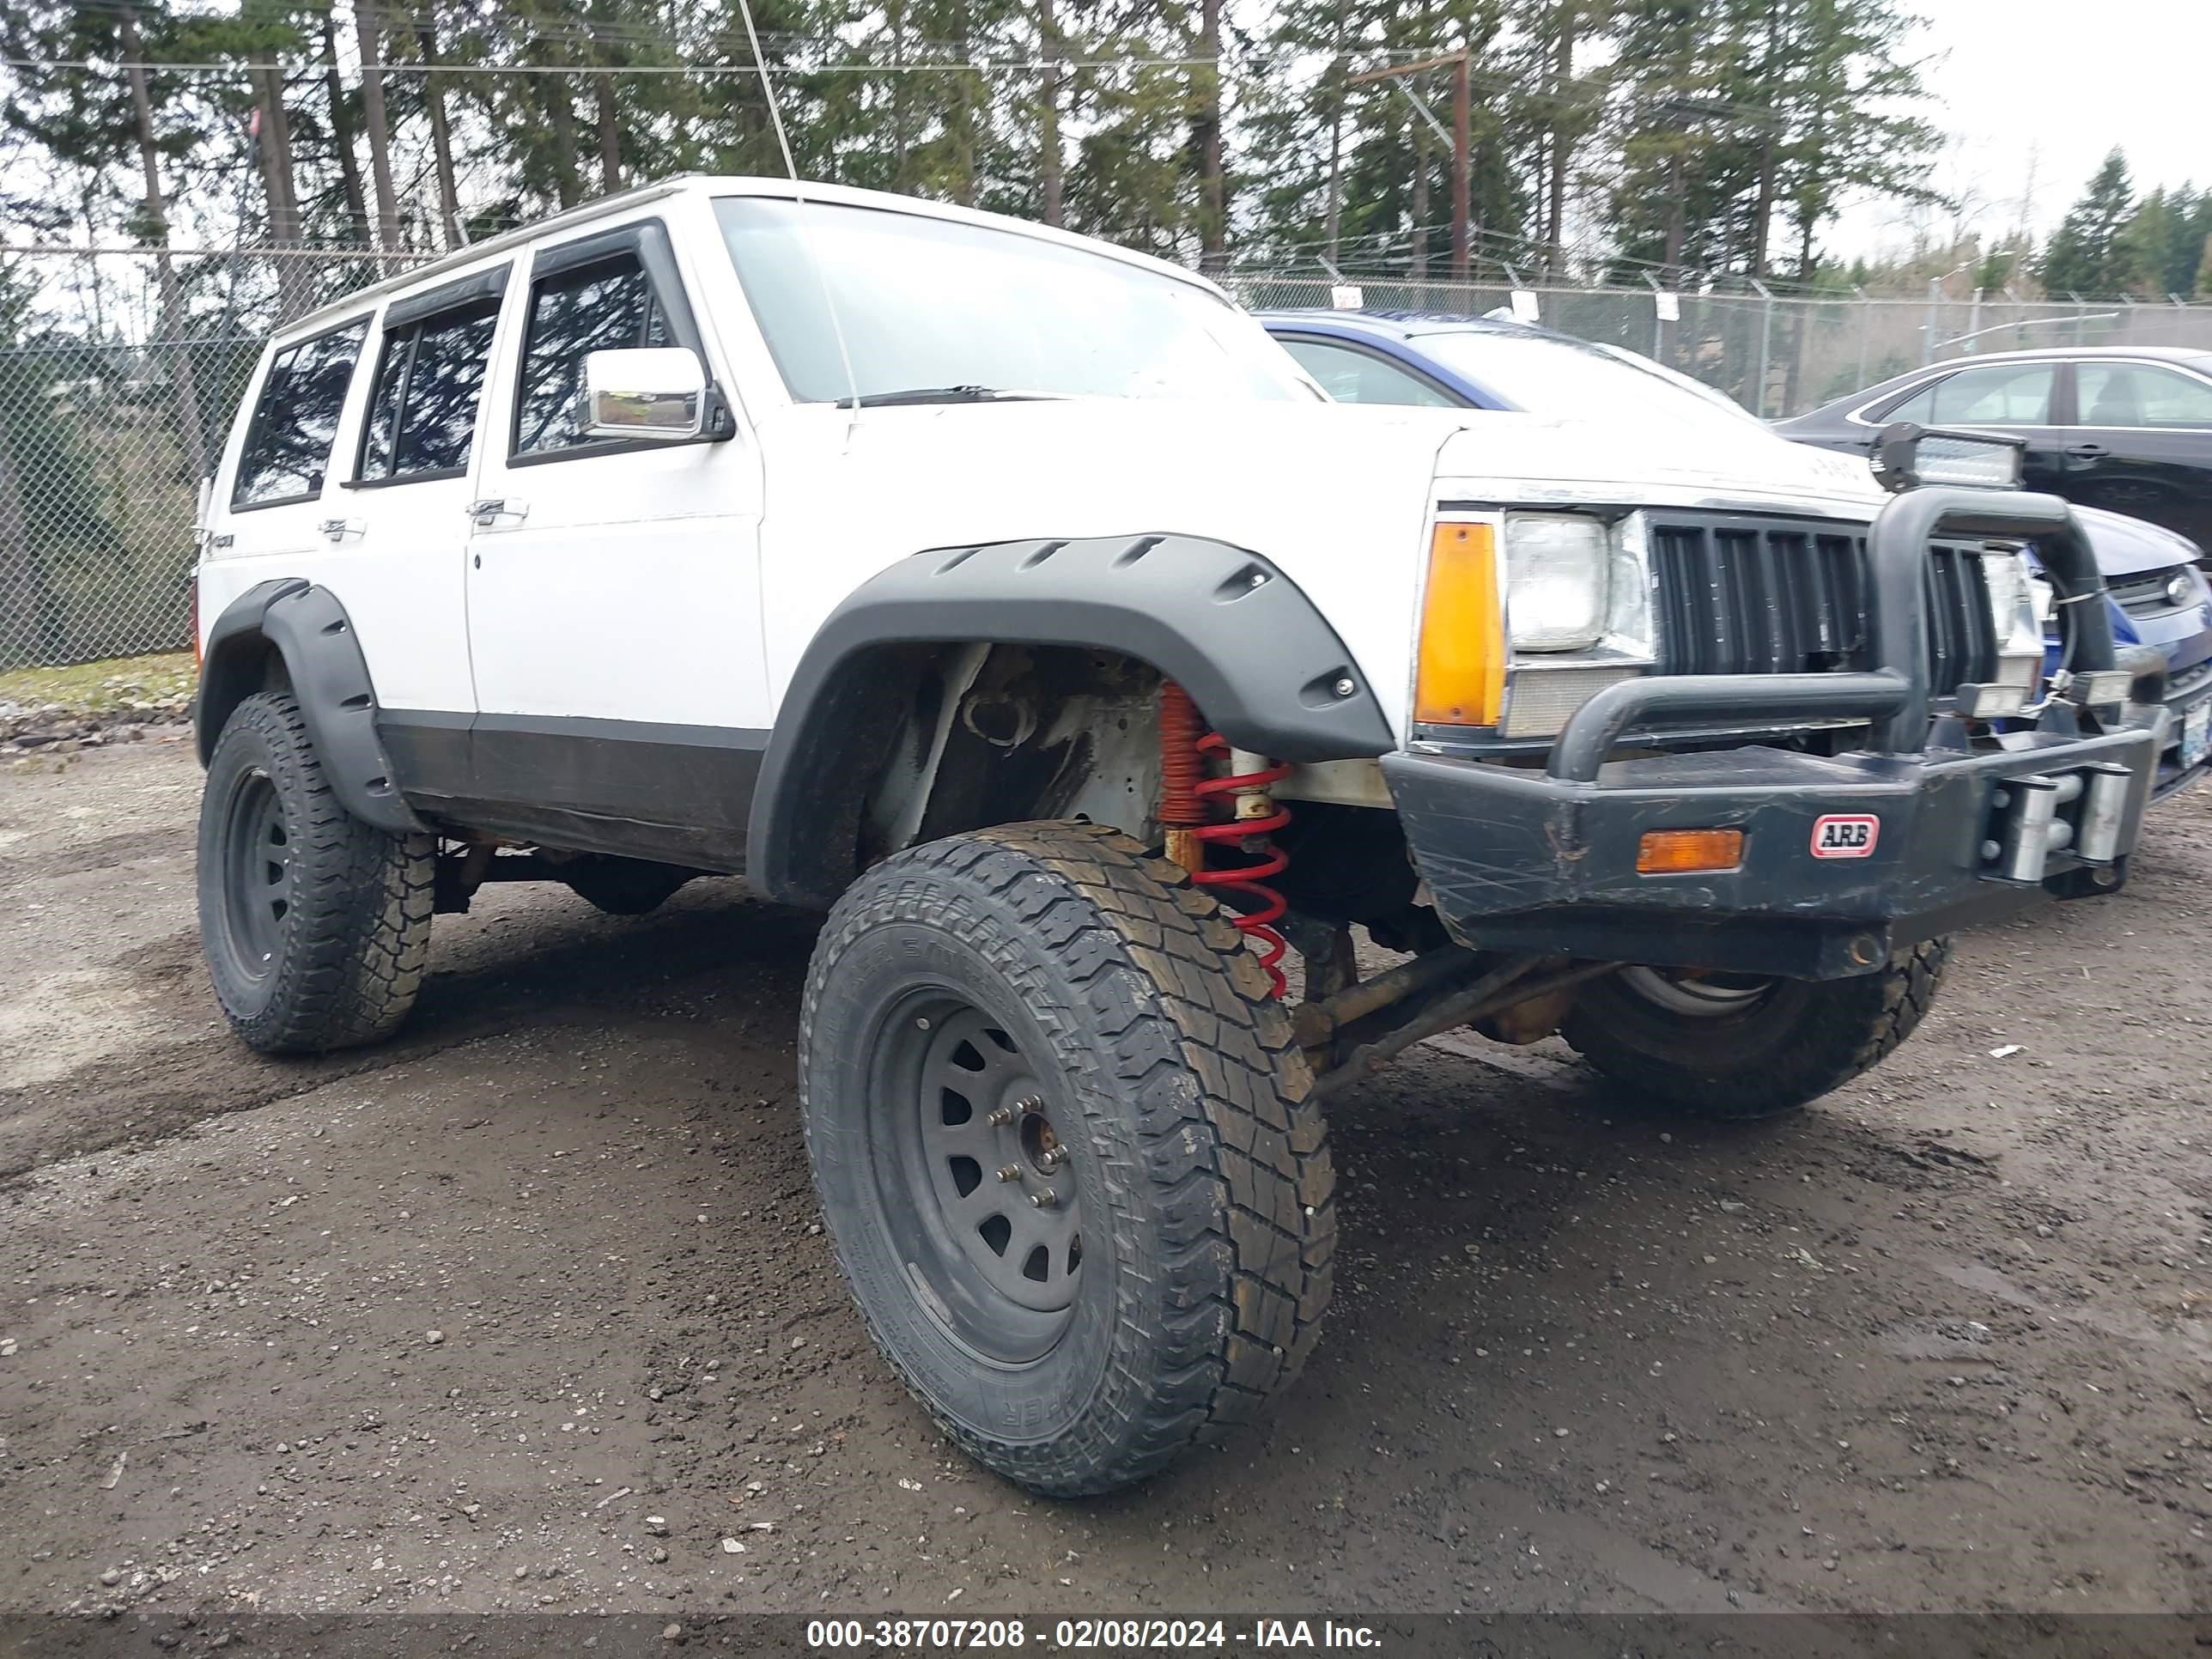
[
  {"xmin": 467, "ymin": 497, "xmax": 529, "ymax": 526},
  {"xmin": 2064, "ymin": 443, "xmax": 2108, "ymax": 458},
  {"xmin": 318, "ymin": 517, "xmax": 367, "ymax": 543}
]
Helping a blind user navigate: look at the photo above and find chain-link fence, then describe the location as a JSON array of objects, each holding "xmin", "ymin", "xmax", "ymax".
[
  {"xmin": 1, "ymin": 246, "xmax": 420, "ymax": 673},
  {"xmin": 6, "ymin": 242, "xmax": 2212, "ymax": 671},
  {"xmin": 1230, "ymin": 274, "xmax": 2212, "ymax": 419}
]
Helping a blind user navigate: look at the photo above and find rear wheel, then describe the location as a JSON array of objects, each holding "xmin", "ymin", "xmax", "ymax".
[
  {"xmin": 1561, "ymin": 939, "xmax": 1949, "ymax": 1119},
  {"xmin": 197, "ymin": 691, "xmax": 434, "ymax": 1054},
  {"xmin": 799, "ymin": 821, "xmax": 1334, "ymax": 1496}
]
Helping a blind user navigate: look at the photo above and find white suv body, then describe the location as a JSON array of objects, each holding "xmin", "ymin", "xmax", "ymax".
[
  {"xmin": 198, "ymin": 175, "xmax": 1893, "ymax": 776},
  {"xmin": 190, "ymin": 175, "xmax": 2161, "ymax": 1498}
]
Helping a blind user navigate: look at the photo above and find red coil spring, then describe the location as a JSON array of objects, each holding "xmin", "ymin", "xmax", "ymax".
[{"xmin": 1190, "ymin": 733, "xmax": 1293, "ymax": 998}]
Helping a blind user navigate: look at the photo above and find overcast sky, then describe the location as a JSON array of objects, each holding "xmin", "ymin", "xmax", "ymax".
[{"xmin": 1829, "ymin": 0, "xmax": 2210, "ymax": 264}]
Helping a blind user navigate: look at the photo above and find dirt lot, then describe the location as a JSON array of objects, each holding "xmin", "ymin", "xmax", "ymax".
[{"xmin": 2, "ymin": 740, "xmax": 2208, "ymax": 1625}]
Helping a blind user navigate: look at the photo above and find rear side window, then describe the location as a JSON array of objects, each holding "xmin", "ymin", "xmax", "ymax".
[
  {"xmin": 514, "ymin": 252, "xmax": 673, "ymax": 455},
  {"xmin": 231, "ymin": 319, "xmax": 369, "ymax": 508},
  {"xmin": 2075, "ymin": 362, "xmax": 2212, "ymax": 428},
  {"xmin": 356, "ymin": 301, "xmax": 501, "ymax": 483}
]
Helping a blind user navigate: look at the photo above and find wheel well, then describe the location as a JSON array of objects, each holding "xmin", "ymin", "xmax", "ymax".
[
  {"xmin": 772, "ymin": 642, "xmax": 1168, "ymax": 905},
  {"xmin": 193, "ymin": 630, "xmax": 288, "ymax": 763}
]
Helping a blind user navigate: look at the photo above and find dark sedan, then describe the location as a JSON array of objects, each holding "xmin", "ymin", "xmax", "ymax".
[{"xmin": 1774, "ymin": 346, "xmax": 2212, "ymax": 550}]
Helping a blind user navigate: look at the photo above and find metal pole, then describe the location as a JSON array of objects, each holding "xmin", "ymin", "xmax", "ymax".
[
  {"xmin": 1923, "ymin": 275, "xmax": 1940, "ymax": 364},
  {"xmin": 1644, "ymin": 271, "xmax": 1664, "ymax": 360},
  {"xmin": 1965, "ymin": 286, "xmax": 1983, "ymax": 355},
  {"xmin": 1853, "ymin": 284, "xmax": 1869, "ymax": 386},
  {"xmin": 1450, "ymin": 52, "xmax": 1471, "ymax": 284},
  {"xmin": 1751, "ymin": 277, "xmax": 1774, "ymax": 417}
]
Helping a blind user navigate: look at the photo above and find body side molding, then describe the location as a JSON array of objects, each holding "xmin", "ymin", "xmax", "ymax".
[
  {"xmin": 748, "ymin": 532, "xmax": 1395, "ymax": 908},
  {"xmin": 194, "ymin": 580, "xmax": 430, "ymax": 836}
]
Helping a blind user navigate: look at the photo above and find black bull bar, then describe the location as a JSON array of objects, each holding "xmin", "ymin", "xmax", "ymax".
[{"xmin": 1382, "ymin": 489, "xmax": 2166, "ymax": 981}]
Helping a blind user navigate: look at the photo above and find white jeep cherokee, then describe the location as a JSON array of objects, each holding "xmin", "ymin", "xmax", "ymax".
[{"xmin": 192, "ymin": 174, "xmax": 2161, "ymax": 1496}]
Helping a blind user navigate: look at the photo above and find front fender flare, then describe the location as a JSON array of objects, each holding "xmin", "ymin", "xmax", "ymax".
[
  {"xmin": 746, "ymin": 532, "xmax": 1395, "ymax": 908},
  {"xmin": 194, "ymin": 580, "xmax": 428, "ymax": 836}
]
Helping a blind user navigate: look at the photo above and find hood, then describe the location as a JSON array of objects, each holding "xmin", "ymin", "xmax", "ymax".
[
  {"xmin": 1432, "ymin": 410, "xmax": 1884, "ymax": 517},
  {"xmin": 2068, "ymin": 505, "xmax": 2206, "ymax": 577}
]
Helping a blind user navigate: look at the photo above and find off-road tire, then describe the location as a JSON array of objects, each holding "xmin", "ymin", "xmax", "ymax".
[
  {"xmin": 198, "ymin": 691, "xmax": 434, "ymax": 1054},
  {"xmin": 799, "ymin": 820, "xmax": 1335, "ymax": 1496},
  {"xmin": 1561, "ymin": 939, "xmax": 1950, "ymax": 1119},
  {"xmin": 562, "ymin": 856, "xmax": 695, "ymax": 916}
]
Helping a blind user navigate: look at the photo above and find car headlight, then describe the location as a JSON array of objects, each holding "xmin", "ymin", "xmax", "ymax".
[
  {"xmin": 1978, "ymin": 548, "xmax": 2048, "ymax": 708},
  {"xmin": 1504, "ymin": 513, "xmax": 1610, "ymax": 652}
]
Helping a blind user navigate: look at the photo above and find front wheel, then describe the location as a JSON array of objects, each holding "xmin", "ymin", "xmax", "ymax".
[
  {"xmin": 1561, "ymin": 939, "xmax": 1949, "ymax": 1119},
  {"xmin": 799, "ymin": 821, "xmax": 1335, "ymax": 1496}
]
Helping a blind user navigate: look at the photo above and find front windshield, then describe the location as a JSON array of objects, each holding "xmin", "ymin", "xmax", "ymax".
[
  {"xmin": 716, "ymin": 197, "xmax": 1315, "ymax": 405},
  {"xmin": 1418, "ymin": 330, "xmax": 1765, "ymax": 430}
]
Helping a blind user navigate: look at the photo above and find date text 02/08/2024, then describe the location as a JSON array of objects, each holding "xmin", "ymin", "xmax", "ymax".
[{"xmin": 805, "ymin": 1618, "xmax": 1384, "ymax": 1650}]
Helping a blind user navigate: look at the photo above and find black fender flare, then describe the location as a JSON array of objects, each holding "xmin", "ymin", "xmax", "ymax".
[
  {"xmin": 746, "ymin": 532, "xmax": 1395, "ymax": 908},
  {"xmin": 193, "ymin": 579, "xmax": 429, "ymax": 836}
]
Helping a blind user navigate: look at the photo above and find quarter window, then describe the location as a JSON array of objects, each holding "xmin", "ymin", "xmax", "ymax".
[
  {"xmin": 231, "ymin": 319, "xmax": 368, "ymax": 507},
  {"xmin": 514, "ymin": 251, "xmax": 673, "ymax": 455},
  {"xmin": 1883, "ymin": 362, "xmax": 2056, "ymax": 426},
  {"xmin": 2075, "ymin": 362, "xmax": 2212, "ymax": 428},
  {"xmin": 1279, "ymin": 339, "xmax": 1459, "ymax": 408},
  {"xmin": 356, "ymin": 301, "xmax": 501, "ymax": 483}
]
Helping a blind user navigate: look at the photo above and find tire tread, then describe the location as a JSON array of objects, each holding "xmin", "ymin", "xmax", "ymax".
[{"xmin": 799, "ymin": 821, "xmax": 1334, "ymax": 1494}]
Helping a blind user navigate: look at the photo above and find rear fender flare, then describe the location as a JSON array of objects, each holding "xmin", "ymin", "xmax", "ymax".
[
  {"xmin": 746, "ymin": 532, "xmax": 1395, "ymax": 908},
  {"xmin": 194, "ymin": 580, "xmax": 428, "ymax": 836}
]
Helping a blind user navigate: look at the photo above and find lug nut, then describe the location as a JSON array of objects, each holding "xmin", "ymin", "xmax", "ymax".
[
  {"xmin": 996, "ymin": 1164, "xmax": 1022, "ymax": 1183},
  {"xmin": 1333, "ymin": 677, "xmax": 1357, "ymax": 698},
  {"xmin": 1018, "ymin": 1094, "xmax": 1044, "ymax": 1114},
  {"xmin": 1037, "ymin": 1147, "xmax": 1066, "ymax": 1170},
  {"xmin": 986, "ymin": 1106, "xmax": 1013, "ymax": 1127},
  {"xmin": 1030, "ymin": 1189, "xmax": 1058, "ymax": 1208}
]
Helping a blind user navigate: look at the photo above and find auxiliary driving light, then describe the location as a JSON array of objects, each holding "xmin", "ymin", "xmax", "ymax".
[
  {"xmin": 2065, "ymin": 668, "xmax": 2135, "ymax": 707},
  {"xmin": 1954, "ymin": 682, "xmax": 2031, "ymax": 720},
  {"xmin": 1869, "ymin": 422, "xmax": 2027, "ymax": 494}
]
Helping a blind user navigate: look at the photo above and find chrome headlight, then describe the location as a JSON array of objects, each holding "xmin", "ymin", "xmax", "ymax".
[
  {"xmin": 1493, "ymin": 511, "xmax": 1657, "ymax": 738},
  {"xmin": 1978, "ymin": 548, "xmax": 2048, "ymax": 711},
  {"xmin": 1503, "ymin": 513, "xmax": 1611, "ymax": 652}
]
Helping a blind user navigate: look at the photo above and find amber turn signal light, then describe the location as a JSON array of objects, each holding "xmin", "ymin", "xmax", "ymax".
[
  {"xmin": 1636, "ymin": 829, "xmax": 1745, "ymax": 875},
  {"xmin": 1413, "ymin": 522, "xmax": 1506, "ymax": 726}
]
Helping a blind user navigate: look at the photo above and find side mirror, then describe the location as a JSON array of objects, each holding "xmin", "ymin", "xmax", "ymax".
[{"xmin": 579, "ymin": 346, "xmax": 708, "ymax": 441}]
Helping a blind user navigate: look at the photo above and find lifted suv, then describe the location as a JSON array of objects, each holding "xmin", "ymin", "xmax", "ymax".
[{"xmin": 193, "ymin": 176, "xmax": 2164, "ymax": 1496}]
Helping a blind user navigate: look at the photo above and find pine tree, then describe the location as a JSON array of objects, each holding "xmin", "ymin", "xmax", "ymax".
[{"xmin": 2037, "ymin": 149, "xmax": 2134, "ymax": 297}]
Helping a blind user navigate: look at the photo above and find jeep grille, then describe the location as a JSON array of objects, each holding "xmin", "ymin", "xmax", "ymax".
[{"xmin": 1648, "ymin": 513, "xmax": 1998, "ymax": 695}]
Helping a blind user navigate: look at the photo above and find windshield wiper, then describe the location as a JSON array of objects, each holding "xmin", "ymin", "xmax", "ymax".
[{"xmin": 834, "ymin": 384, "xmax": 1052, "ymax": 409}]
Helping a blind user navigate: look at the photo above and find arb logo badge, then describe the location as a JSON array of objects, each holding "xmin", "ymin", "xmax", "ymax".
[{"xmin": 1811, "ymin": 814, "xmax": 1880, "ymax": 859}]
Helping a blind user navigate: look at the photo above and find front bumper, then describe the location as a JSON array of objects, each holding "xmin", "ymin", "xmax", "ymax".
[
  {"xmin": 1387, "ymin": 486, "xmax": 2165, "ymax": 981},
  {"xmin": 1387, "ymin": 717, "xmax": 2161, "ymax": 979}
]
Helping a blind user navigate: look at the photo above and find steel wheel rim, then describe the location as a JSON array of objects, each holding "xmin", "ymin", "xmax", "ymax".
[
  {"xmin": 221, "ymin": 768, "xmax": 291, "ymax": 981},
  {"xmin": 868, "ymin": 993, "xmax": 1082, "ymax": 1366},
  {"xmin": 1618, "ymin": 964, "xmax": 1773, "ymax": 1018}
]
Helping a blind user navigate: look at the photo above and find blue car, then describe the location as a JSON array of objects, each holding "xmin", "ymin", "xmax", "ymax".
[{"xmin": 1260, "ymin": 309, "xmax": 2212, "ymax": 798}]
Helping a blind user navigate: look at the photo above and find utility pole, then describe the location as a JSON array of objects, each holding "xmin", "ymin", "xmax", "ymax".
[{"xmin": 1349, "ymin": 51, "xmax": 1472, "ymax": 283}]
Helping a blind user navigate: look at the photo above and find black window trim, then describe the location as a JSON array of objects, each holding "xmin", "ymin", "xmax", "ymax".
[
  {"xmin": 504, "ymin": 216, "xmax": 726, "ymax": 471},
  {"xmin": 347, "ymin": 269, "xmax": 511, "ymax": 490},
  {"xmin": 1271, "ymin": 331, "xmax": 1468, "ymax": 409},
  {"xmin": 228, "ymin": 313, "xmax": 374, "ymax": 513}
]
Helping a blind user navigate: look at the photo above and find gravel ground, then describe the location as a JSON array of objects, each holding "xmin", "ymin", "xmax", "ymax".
[{"xmin": 1, "ymin": 742, "xmax": 2208, "ymax": 1626}]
